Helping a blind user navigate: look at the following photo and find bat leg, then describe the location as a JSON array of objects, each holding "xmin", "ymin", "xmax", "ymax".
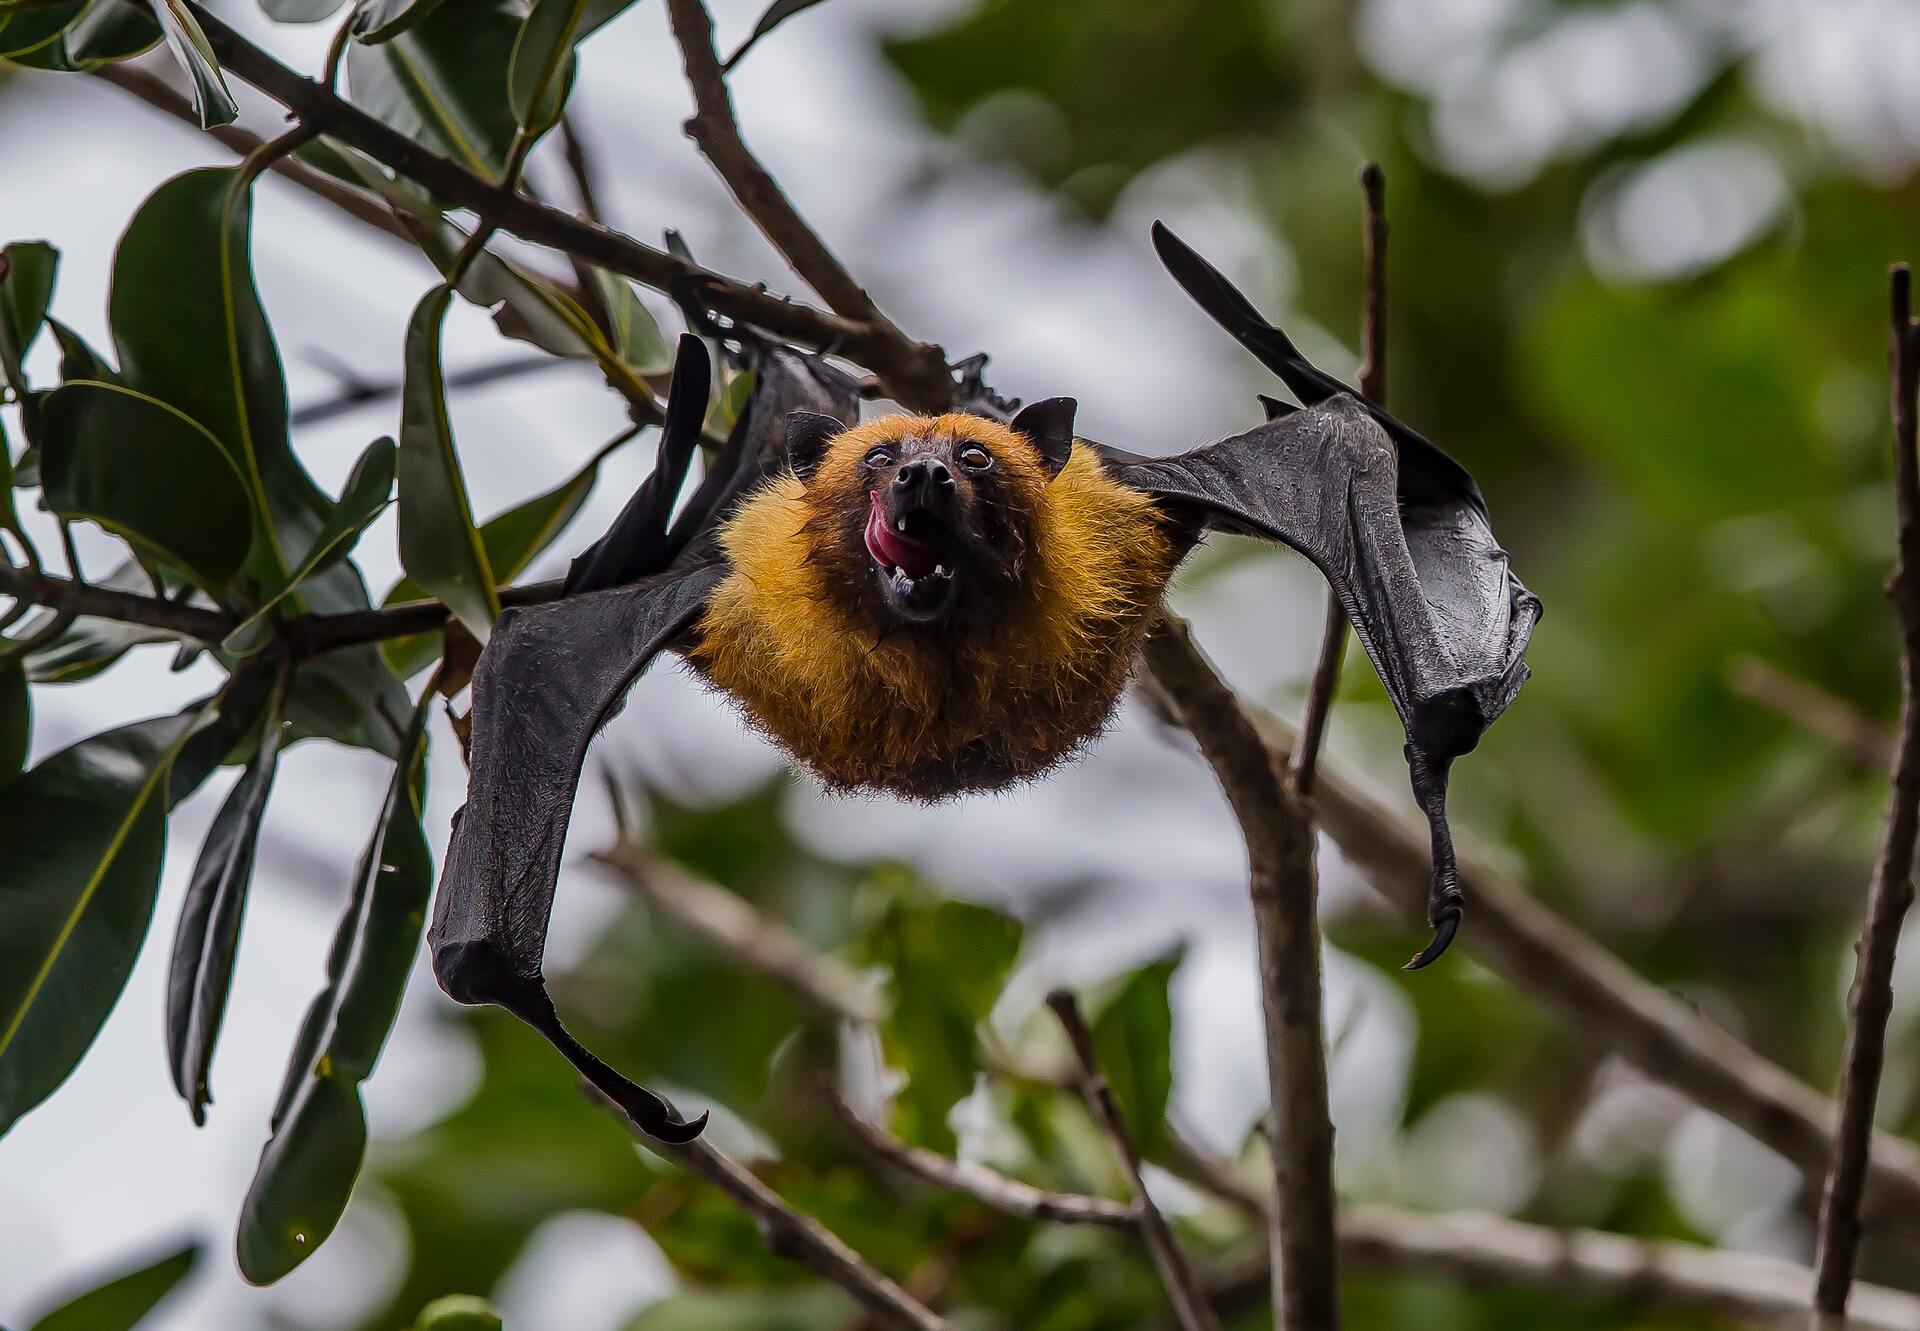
[
  {"xmin": 435, "ymin": 934, "xmax": 709, "ymax": 1143},
  {"xmin": 1401, "ymin": 745, "xmax": 1464, "ymax": 970}
]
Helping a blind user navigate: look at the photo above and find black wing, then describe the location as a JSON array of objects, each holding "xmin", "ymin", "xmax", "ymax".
[
  {"xmin": 430, "ymin": 337, "xmax": 859, "ymax": 1142},
  {"xmin": 1127, "ymin": 223, "xmax": 1541, "ymax": 969}
]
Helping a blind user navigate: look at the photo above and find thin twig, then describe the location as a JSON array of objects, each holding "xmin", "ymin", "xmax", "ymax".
[
  {"xmin": 1291, "ymin": 162, "xmax": 1387, "ymax": 798},
  {"xmin": 290, "ymin": 352, "xmax": 564, "ymax": 427},
  {"xmin": 89, "ymin": 63, "xmax": 411, "ymax": 243},
  {"xmin": 1813, "ymin": 263, "xmax": 1920, "ymax": 1315},
  {"xmin": 1047, "ymin": 989, "xmax": 1222, "ymax": 1331},
  {"xmin": 1140, "ymin": 619, "xmax": 1338, "ymax": 1330},
  {"xmin": 1195, "ymin": 1206, "xmax": 1920, "ymax": 1331},
  {"xmin": 591, "ymin": 1089, "xmax": 948, "ymax": 1331},
  {"xmin": 179, "ymin": 1, "xmax": 955, "ymax": 411},
  {"xmin": 663, "ymin": 0, "xmax": 888, "ymax": 328},
  {"xmin": 1729, "ymin": 655, "xmax": 1895, "ymax": 772},
  {"xmin": 0, "ymin": 565, "xmax": 231, "ymax": 643},
  {"xmin": 593, "ymin": 842, "xmax": 883, "ymax": 1025},
  {"xmin": 822, "ymin": 1083, "xmax": 1141, "ymax": 1231}
]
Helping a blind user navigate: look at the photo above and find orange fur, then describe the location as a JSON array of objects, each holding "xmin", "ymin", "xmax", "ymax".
[{"xmin": 688, "ymin": 416, "xmax": 1179, "ymax": 800}]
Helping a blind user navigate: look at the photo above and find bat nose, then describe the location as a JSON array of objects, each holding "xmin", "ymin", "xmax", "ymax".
[{"xmin": 892, "ymin": 457, "xmax": 953, "ymax": 497}]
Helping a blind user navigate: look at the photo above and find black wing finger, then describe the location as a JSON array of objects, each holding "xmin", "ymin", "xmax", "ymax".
[{"xmin": 430, "ymin": 563, "xmax": 724, "ymax": 1141}]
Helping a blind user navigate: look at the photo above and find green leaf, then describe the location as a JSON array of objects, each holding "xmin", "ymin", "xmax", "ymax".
[
  {"xmin": 224, "ymin": 437, "xmax": 395, "ymax": 655},
  {"xmin": 413, "ymin": 1295, "xmax": 504, "ymax": 1331},
  {"xmin": 397, "ymin": 285, "xmax": 498, "ymax": 642},
  {"xmin": 595, "ymin": 271, "xmax": 675, "ymax": 377},
  {"xmin": 0, "ymin": 656, "xmax": 27, "ymax": 789},
  {"xmin": 344, "ymin": 0, "xmax": 520, "ymax": 178},
  {"xmin": 0, "ymin": 710, "xmax": 203, "ymax": 1137},
  {"xmin": 237, "ymin": 694, "xmax": 433, "ymax": 1283},
  {"xmin": 62, "ymin": 0, "xmax": 163, "ymax": 64},
  {"xmin": 349, "ymin": 0, "xmax": 450, "ymax": 44},
  {"xmin": 1090, "ymin": 950, "xmax": 1178, "ymax": 1158},
  {"xmin": 110, "ymin": 168, "xmax": 308, "ymax": 583},
  {"xmin": 507, "ymin": 0, "xmax": 597, "ymax": 135},
  {"xmin": 166, "ymin": 678, "xmax": 286, "ymax": 1124},
  {"xmin": 25, "ymin": 1241, "xmax": 199, "ymax": 1331},
  {"xmin": 145, "ymin": 0, "xmax": 237, "ymax": 128},
  {"xmin": 170, "ymin": 663, "xmax": 280, "ymax": 805},
  {"xmin": 722, "ymin": 0, "xmax": 830, "ymax": 72},
  {"xmin": 380, "ymin": 429, "xmax": 629, "ymax": 677},
  {"xmin": 868, "ymin": 891, "xmax": 1022, "ymax": 1152},
  {"xmin": 40, "ymin": 381, "xmax": 255, "ymax": 591},
  {"xmin": 261, "ymin": 0, "xmax": 346, "ymax": 23},
  {"xmin": 0, "ymin": 241, "xmax": 56, "ymax": 397},
  {"xmin": 626, "ymin": 1288, "xmax": 855, "ymax": 1331}
]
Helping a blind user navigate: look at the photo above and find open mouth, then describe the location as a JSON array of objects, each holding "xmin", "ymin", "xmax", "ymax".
[{"xmin": 865, "ymin": 491, "xmax": 959, "ymax": 621}]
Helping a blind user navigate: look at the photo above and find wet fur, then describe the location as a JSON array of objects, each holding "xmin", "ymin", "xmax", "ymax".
[{"xmin": 689, "ymin": 415, "xmax": 1179, "ymax": 800}]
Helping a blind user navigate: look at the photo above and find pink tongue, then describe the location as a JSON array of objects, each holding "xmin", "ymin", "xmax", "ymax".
[{"xmin": 865, "ymin": 493, "xmax": 938, "ymax": 578}]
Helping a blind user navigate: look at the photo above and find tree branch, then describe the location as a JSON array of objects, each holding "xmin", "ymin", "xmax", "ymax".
[
  {"xmin": 1231, "ymin": 694, "xmax": 1920, "ymax": 1222},
  {"xmin": 90, "ymin": 62, "xmax": 411, "ymax": 244},
  {"xmin": 822, "ymin": 1083, "xmax": 1141, "ymax": 1231},
  {"xmin": 593, "ymin": 842, "xmax": 882, "ymax": 1025},
  {"xmin": 592, "ymin": 1090, "xmax": 948, "ymax": 1331},
  {"xmin": 178, "ymin": 1, "xmax": 956, "ymax": 410},
  {"xmin": 0, "ymin": 565, "xmax": 231, "ymax": 643},
  {"xmin": 1047, "ymin": 989, "xmax": 1222, "ymax": 1331},
  {"xmin": 1139, "ymin": 617, "xmax": 1338, "ymax": 1329},
  {"xmin": 1728, "ymin": 655, "xmax": 1893, "ymax": 772},
  {"xmin": 1291, "ymin": 160, "xmax": 1387, "ymax": 797},
  {"xmin": 1814, "ymin": 263, "xmax": 1920, "ymax": 1314}
]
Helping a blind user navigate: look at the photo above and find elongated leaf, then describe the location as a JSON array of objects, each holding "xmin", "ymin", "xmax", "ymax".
[
  {"xmin": 595, "ymin": 270, "xmax": 675, "ymax": 377},
  {"xmin": 723, "ymin": 0, "xmax": 829, "ymax": 71},
  {"xmin": 349, "ymin": 0, "xmax": 449, "ymax": 44},
  {"xmin": 380, "ymin": 429, "xmax": 629, "ymax": 676},
  {"xmin": 62, "ymin": 0, "xmax": 162, "ymax": 64},
  {"xmin": 40, "ymin": 381, "xmax": 254, "ymax": 591},
  {"xmin": 0, "ymin": 2, "xmax": 83, "ymax": 63},
  {"xmin": 167, "ymin": 678, "xmax": 285, "ymax": 1124},
  {"xmin": 0, "ymin": 710, "xmax": 202, "ymax": 1136},
  {"xmin": 260, "ymin": 0, "xmax": 345, "ymax": 22},
  {"xmin": 146, "ymin": 0, "xmax": 237, "ymax": 127},
  {"xmin": 224, "ymin": 438, "xmax": 395, "ymax": 655},
  {"xmin": 0, "ymin": 241, "xmax": 56, "ymax": 396},
  {"xmin": 1090, "ymin": 951, "xmax": 1178, "ymax": 1158},
  {"xmin": 397, "ymin": 285, "xmax": 498, "ymax": 642},
  {"xmin": 25, "ymin": 1241, "xmax": 199, "ymax": 1331},
  {"xmin": 237, "ymin": 696, "xmax": 432, "ymax": 1284},
  {"xmin": 507, "ymin": 0, "xmax": 589, "ymax": 134},
  {"xmin": 108, "ymin": 168, "xmax": 413, "ymax": 750},
  {"xmin": 344, "ymin": 0, "xmax": 520, "ymax": 178},
  {"xmin": 0, "ymin": 656, "xmax": 26, "ymax": 788},
  {"xmin": 170, "ymin": 664, "xmax": 280, "ymax": 806}
]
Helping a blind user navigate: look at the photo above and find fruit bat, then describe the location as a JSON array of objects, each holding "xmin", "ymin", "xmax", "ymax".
[{"xmin": 428, "ymin": 225, "xmax": 1540, "ymax": 1142}]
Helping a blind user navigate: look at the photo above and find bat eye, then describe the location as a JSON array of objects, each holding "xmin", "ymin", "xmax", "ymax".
[
  {"xmin": 957, "ymin": 444, "xmax": 992, "ymax": 471},
  {"xmin": 864, "ymin": 446, "xmax": 895, "ymax": 469}
]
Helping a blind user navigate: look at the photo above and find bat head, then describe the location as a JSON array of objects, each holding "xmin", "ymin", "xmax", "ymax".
[{"xmin": 786, "ymin": 399, "xmax": 1077, "ymax": 627}]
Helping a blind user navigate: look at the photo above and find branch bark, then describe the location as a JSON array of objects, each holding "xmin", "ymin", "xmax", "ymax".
[
  {"xmin": 593, "ymin": 1091, "xmax": 947, "ymax": 1331},
  {"xmin": 593, "ymin": 843, "xmax": 882, "ymax": 1025},
  {"xmin": 1813, "ymin": 263, "xmax": 1920, "ymax": 1315},
  {"xmin": 1140, "ymin": 618, "xmax": 1339, "ymax": 1329},
  {"xmin": 178, "ymin": 1, "xmax": 957, "ymax": 411},
  {"xmin": 1047, "ymin": 989, "xmax": 1223, "ymax": 1331},
  {"xmin": 823, "ymin": 1083, "xmax": 1141, "ymax": 1231}
]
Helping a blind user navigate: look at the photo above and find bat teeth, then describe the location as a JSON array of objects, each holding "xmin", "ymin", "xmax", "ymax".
[
  {"xmin": 892, "ymin": 566, "xmax": 905, "ymax": 578},
  {"xmin": 896, "ymin": 518, "xmax": 907, "ymax": 532},
  {"xmin": 935, "ymin": 564, "xmax": 950, "ymax": 578}
]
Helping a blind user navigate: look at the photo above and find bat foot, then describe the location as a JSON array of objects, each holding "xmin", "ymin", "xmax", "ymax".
[
  {"xmin": 1403, "ymin": 909, "xmax": 1460, "ymax": 971},
  {"xmin": 625, "ymin": 1089, "xmax": 710, "ymax": 1145}
]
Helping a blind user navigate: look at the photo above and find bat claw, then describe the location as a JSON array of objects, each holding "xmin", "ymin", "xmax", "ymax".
[{"xmin": 1403, "ymin": 909, "xmax": 1461, "ymax": 971}]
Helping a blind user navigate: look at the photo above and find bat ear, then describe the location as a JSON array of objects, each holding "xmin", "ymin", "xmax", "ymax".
[
  {"xmin": 1257, "ymin": 393, "xmax": 1298, "ymax": 421},
  {"xmin": 1010, "ymin": 397, "xmax": 1076, "ymax": 476},
  {"xmin": 786, "ymin": 411, "xmax": 843, "ymax": 481}
]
